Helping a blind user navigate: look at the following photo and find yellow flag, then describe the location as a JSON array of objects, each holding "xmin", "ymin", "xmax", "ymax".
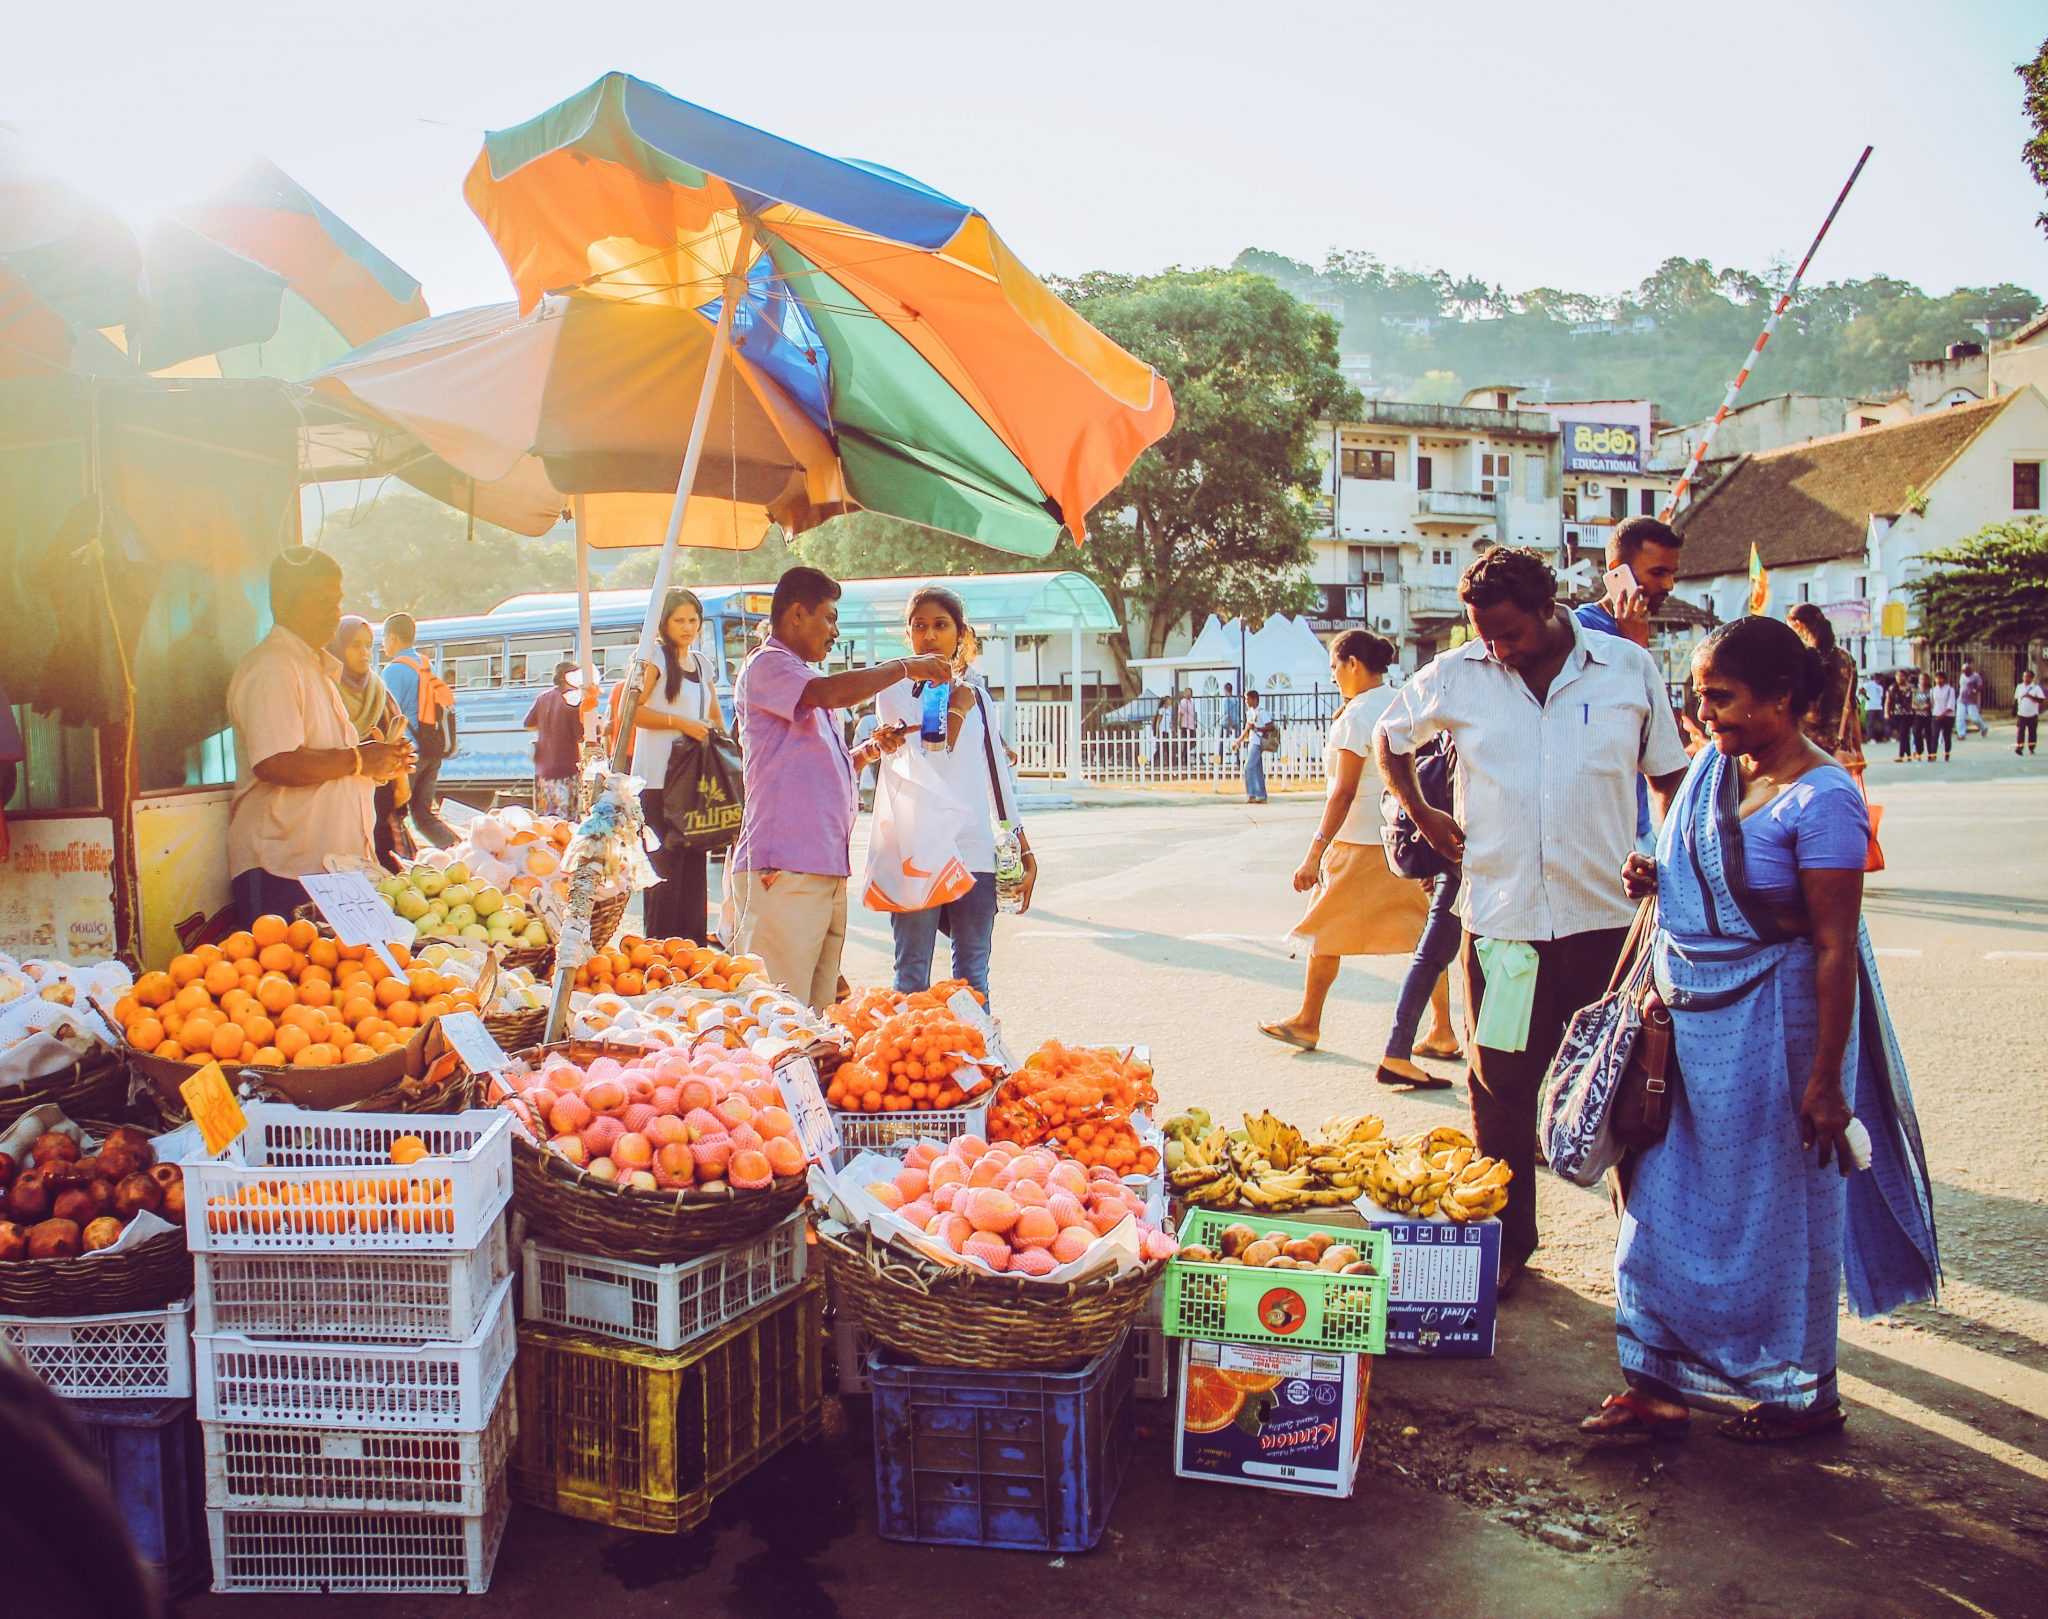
[{"xmin": 1746, "ymin": 544, "xmax": 1770, "ymax": 615}]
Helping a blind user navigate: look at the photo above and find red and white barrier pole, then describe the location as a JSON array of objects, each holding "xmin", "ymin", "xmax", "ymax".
[{"xmin": 1661, "ymin": 146, "xmax": 1873, "ymax": 522}]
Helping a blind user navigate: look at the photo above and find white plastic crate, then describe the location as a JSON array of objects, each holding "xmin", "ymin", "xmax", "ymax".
[
  {"xmin": 206, "ymin": 1469, "xmax": 507, "ymax": 1595},
  {"xmin": 1131, "ymin": 1322, "xmax": 1172, "ymax": 1401},
  {"xmin": 194, "ymin": 1219, "xmax": 509, "ymax": 1343},
  {"xmin": 0, "ymin": 1300, "xmax": 193, "ymax": 1399},
  {"xmin": 832, "ymin": 1311, "xmax": 871, "ymax": 1397},
  {"xmin": 828, "ymin": 1097, "xmax": 989, "ymax": 1158},
  {"xmin": 196, "ymin": 1275, "xmax": 514, "ymax": 1431},
  {"xmin": 184, "ymin": 1105, "xmax": 511, "ymax": 1255},
  {"xmin": 519, "ymin": 1210, "xmax": 807, "ymax": 1351},
  {"xmin": 203, "ymin": 1380, "xmax": 515, "ymax": 1514}
]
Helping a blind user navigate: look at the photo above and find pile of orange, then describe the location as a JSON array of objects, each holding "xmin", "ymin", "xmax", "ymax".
[
  {"xmin": 201, "ymin": 1173, "xmax": 457, "ymax": 1237},
  {"xmin": 987, "ymin": 1041, "xmax": 1162, "ymax": 1174},
  {"xmin": 570, "ymin": 935, "xmax": 765, "ymax": 998},
  {"xmin": 116, "ymin": 915, "xmax": 478, "ymax": 1069},
  {"xmin": 825, "ymin": 1006, "xmax": 986, "ymax": 1114},
  {"xmin": 827, "ymin": 979, "xmax": 981, "ymax": 1042}
]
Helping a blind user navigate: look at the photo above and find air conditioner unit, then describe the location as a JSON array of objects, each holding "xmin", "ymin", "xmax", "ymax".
[
  {"xmin": 1582, "ymin": 481, "xmax": 1604, "ymax": 498},
  {"xmin": 1376, "ymin": 617, "xmax": 1395, "ymax": 631}
]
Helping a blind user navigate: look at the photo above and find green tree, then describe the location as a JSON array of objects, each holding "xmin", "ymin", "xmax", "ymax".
[
  {"xmin": 1909, "ymin": 518, "xmax": 2048, "ymax": 645},
  {"xmin": 2021, "ymin": 37, "xmax": 2048, "ymax": 237},
  {"xmin": 601, "ymin": 526, "xmax": 802, "ymax": 590},
  {"xmin": 1410, "ymin": 369, "xmax": 1466, "ymax": 405},
  {"xmin": 315, "ymin": 493, "xmax": 576, "ymax": 617},
  {"xmin": 1045, "ymin": 268, "xmax": 1359, "ymax": 688}
]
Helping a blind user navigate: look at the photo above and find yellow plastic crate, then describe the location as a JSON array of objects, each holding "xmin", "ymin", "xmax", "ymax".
[{"xmin": 510, "ymin": 1275, "xmax": 823, "ymax": 1534}]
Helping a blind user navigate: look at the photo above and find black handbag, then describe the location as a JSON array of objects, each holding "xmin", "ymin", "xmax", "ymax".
[
  {"xmin": 661, "ymin": 729, "xmax": 745, "ymax": 854},
  {"xmin": 1382, "ymin": 734, "xmax": 1458, "ymax": 880}
]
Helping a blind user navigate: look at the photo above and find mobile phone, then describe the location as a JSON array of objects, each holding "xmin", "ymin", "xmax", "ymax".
[{"xmin": 1604, "ymin": 563, "xmax": 1640, "ymax": 600}]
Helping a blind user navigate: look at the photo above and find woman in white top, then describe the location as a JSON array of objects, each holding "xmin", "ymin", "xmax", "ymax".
[
  {"xmin": 871, "ymin": 585, "xmax": 1035, "ymax": 1001},
  {"xmin": 1259, "ymin": 630, "xmax": 1429, "ymax": 1052},
  {"xmin": 629, "ymin": 587, "xmax": 725, "ymax": 942}
]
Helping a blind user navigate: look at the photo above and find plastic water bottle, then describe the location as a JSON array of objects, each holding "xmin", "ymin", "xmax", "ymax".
[
  {"xmin": 920, "ymin": 680, "xmax": 951, "ymax": 754},
  {"xmin": 994, "ymin": 825, "xmax": 1026, "ymax": 913}
]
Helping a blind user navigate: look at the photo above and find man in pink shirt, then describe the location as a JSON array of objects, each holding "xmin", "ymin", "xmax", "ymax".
[{"xmin": 730, "ymin": 568, "xmax": 950, "ymax": 1008}]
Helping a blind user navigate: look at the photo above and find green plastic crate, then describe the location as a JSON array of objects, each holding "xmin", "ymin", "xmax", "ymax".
[{"xmin": 1162, "ymin": 1209, "xmax": 1391, "ymax": 1354}]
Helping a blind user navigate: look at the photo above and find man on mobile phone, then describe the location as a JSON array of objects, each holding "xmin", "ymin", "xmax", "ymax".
[{"xmin": 1574, "ymin": 516, "xmax": 1684, "ymax": 850}]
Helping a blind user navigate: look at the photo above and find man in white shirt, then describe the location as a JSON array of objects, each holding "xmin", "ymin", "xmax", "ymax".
[
  {"xmin": 1376, "ymin": 547, "xmax": 1689, "ymax": 1289},
  {"xmin": 226, "ymin": 549, "xmax": 412, "ymax": 925}
]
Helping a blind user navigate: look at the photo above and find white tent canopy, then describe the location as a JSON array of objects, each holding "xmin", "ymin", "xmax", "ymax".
[{"xmin": 1129, "ymin": 613, "xmax": 1334, "ymax": 696}]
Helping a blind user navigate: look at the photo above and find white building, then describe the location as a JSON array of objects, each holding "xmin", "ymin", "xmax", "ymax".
[
  {"xmin": 1309, "ymin": 385, "xmax": 1561, "ymax": 662},
  {"xmin": 1672, "ymin": 387, "xmax": 2048, "ymax": 693},
  {"xmin": 1515, "ymin": 398, "xmax": 1679, "ymax": 569}
]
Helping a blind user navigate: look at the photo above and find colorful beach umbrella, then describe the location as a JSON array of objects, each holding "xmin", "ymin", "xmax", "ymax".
[{"xmin": 459, "ymin": 72, "xmax": 1173, "ymax": 558}]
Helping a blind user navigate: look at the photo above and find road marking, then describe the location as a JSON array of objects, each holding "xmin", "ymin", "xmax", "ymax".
[
  {"xmin": 1983, "ymin": 950, "xmax": 2048, "ymax": 961},
  {"xmin": 1874, "ymin": 948, "xmax": 1922, "ymax": 958},
  {"xmin": 1012, "ymin": 929, "xmax": 1136, "ymax": 941}
]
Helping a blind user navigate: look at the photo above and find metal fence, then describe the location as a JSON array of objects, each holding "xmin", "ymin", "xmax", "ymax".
[{"xmin": 1010, "ymin": 697, "xmax": 1338, "ymax": 789}]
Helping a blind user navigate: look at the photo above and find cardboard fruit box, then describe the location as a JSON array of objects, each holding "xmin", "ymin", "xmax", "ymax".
[{"xmin": 1173, "ymin": 1338, "xmax": 1370, "ymax": 1498}]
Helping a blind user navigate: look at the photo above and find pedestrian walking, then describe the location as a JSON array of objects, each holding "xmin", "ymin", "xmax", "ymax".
[
  {"xmin": 1787, "ymin": 605, "xmax": 1863, "ymax": 769},
  {"xmin": 1238, "ymin": 690, "xmax": 1270, "ymax": 802},
  {"xmin": 1957, "ymin": 661, "xmax": 1987, "ymax": 738},
  {"xmin": 628, "ymin": 588, "xmax": 726, "ymax": 943},
  {"xmin": 1927, "ymin": 672, "xmax": 1957, "ymax": 762},
  {"xmin": 379, "ymin": 613, "xmax": 459, "ymax": 849},
  {"xmin": 728, "ymin": 567, "xmax": 950, "ymax": 1009},
  {"xmin": 1581, "ymin": 616, "xmax": 1938, "ymax": 1444},
  {"xmin": 1909, "ymin": 673, "xmax": 1933, "ymax": 761},
  {"xmin": 229, "ymin": 550, "xmax": 409, "ymax": 924},
  {"xmin": 1577, "ymin": 516, "xmax": 1686, "ymax": 850},
  {"xmin": 873, "ymin": 584, "xmax": 1036, "ymax": 1000},
  {"xmin": 1883, "ymin": 675, "xmax": 1914, "ymax": 761},
  {"xmin": 2016, "ymin": 668, "xmax": 2044, "ymax": 756},
  {"xmin": 1259, "ymin": 633, "xmax": 1423, "ymax": 1053},
  {"xmin": 1221, "ymin": 682, "xmax": 1243, "ymax": 761},
  {"xmin": 1377, "ymin": 735, "xmax": 1465, "ymax": 1087},
  {"xmin": 329, "ymin": 614, "xmax": 415, "ymax": 870},
  {"xmin": 524, "ymin": 660, "xmax": 581, "ymax": 819},
  {"xmin": 1377, "ymin": 547, "xmax": 1689, "ymax": 1293}
]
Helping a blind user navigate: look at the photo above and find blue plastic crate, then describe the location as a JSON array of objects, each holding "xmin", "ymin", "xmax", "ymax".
[
  {"xmin": 66, "ymin": 1395, "xmax": 207, "ymax": 1596},
  {"xmin": 867, "ymin": 1329, "xmax": 1134, "ymax": 1552}
]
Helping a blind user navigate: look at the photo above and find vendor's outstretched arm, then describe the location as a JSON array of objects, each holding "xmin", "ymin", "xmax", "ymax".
[{"xmin": 802, "ymin": 653, "xmax": 952, "ymax": 712}]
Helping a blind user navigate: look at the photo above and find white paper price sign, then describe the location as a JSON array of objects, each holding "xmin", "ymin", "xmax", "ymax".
[
  {"xmin": 299, "ymin": 870, "xmax": 408, "ymax": 974},
  {"xmin": 775, "ymin": 1053, "xmax": 840, "ymax": 1161},
  {"xmin": 947, "ymin": 989, "xmax": 1016, "ymax": 1074},
  {"xmin": 439, "ymin": 1011, "xmax": 511, "ymax": 1078}
]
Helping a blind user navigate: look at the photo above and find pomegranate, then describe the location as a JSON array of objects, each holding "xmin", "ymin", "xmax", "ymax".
[
  {"xmin": 0, "ymin": 1221, "xmax": 27, "ymax": 1261},
  {"xmin": 113, "ymin": 1173, "xmax": 163, "ymax": 1221},
  {"xmin": 8, "ymin": 1170, "xmax": 51, "ymax": 1222},
  {"xmin": 29, "ymin": 1133, "xmax": 80, "ymax": 1169},
  {"xmin": 26, "ymin": 1218, "xmax": 82, "ymax": 1259},
  {"xmin": 51, "ymin": 1187, "xmax": 97, "ymax": 1227}
]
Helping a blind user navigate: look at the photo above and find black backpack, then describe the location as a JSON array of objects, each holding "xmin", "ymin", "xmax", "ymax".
[{"xmin": 1382, "ymin": 734, "xmax": 1458, "ymax": 880}]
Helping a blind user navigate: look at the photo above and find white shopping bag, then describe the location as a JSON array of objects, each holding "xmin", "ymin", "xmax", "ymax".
[{"xmin": 862, "ymin": 748, "xmax": 976, "ymax": 914}]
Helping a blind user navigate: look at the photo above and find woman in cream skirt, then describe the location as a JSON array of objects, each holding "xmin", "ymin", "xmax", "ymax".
[{"xmin": 1260, "ymin": 630, "xmax": 1430, "ymax": 1055}]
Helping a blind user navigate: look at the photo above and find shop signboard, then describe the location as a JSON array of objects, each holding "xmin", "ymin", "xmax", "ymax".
[
  {"xmin": 1561, "ymin": 420, "xmax": 1646, "ymax": 477},
  {"xmin": 0, "ymin": 816, "xmax": 116, "ymax": 960}
]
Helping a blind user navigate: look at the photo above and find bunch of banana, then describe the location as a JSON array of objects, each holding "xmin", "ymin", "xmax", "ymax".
[
  {"xmin": 1362, "ymin": 1124, "xmax": 1513, "ymax": 1221},
  {"xmin": 1165, "ymin": 1123, "xmax": 1241, "ymax": 1208},
  {"xmin": 1242, "ymin": 1110, "xmax": 1308, "ymax": 1171},
  {"xmin": 1302, "ymin": 1112, "xmax": 1388, "ymax": 1196}
]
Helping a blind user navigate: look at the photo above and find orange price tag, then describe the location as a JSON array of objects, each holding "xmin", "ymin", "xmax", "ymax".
[{"xmin": 180, "ymin": 1060, "xmax": 248, "ymax": 1156}]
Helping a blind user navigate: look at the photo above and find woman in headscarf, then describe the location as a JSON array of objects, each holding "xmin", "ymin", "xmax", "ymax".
[{"xmin": 329, "ymin": 615, "xmax": 413, "ymax": 870}]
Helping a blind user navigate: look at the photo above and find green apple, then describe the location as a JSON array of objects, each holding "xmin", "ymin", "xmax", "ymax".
[
  {"xmin": 376, "ymin": 876, "xmax": 407, "ymax": 902},
  {"xmin": 472, "ymin": 887, "xmax": 504, "ymax": 918},
  {"xmin": 444, "ymin": 861, "xmax": 471, "ymax": 886},
  {"xmin": 460, "ymin": 924, "xmax": 491, "ymax": 941},
  {"xmin": 521, "ymin": 922, "xmax": 550, "ymax": 948},
  {"xmin": 394, "ymin": 889, "xmax": 430, "ymax": 922},
  {"xmin": 441, "ymin": 883, "xmax": 474, "ymax": 909},
  {"xmin": 411, "ymin": 867, "xmax": 446, "ymax": 898},
  {"xmin": 444, "ymin": 903, "xmax": 478, "ymax": 931}
]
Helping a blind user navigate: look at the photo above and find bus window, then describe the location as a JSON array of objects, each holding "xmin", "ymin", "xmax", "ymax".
[
  {"xmin": 439, "ymin": 641, "xmax": 504, "ymax": 689},
  {"xmin": 507, "ymin": 641, "xmax": 573, "ymax": 686}
]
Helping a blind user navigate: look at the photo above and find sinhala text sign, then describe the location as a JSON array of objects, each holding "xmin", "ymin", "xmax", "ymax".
[{"xmin": 1560, "ymin": 421, "xmax": 1645, "ymax": 477}]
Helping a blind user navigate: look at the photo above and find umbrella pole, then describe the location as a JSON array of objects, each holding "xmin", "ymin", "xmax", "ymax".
[
  {"xmin": 543, "ymin": 219, "xmax": 756, "ymax": 1041},
  {"xmin": 573, "ymin": 494, "xmax": 598, "ymax": 818},
  {"xmin": 608, "ymin": 216, "xmax": 757, "ymax": 774}
]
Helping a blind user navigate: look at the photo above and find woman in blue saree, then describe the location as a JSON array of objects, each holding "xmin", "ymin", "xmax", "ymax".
[{"xmin": 1582, "ymin": 618, "xmax": 1940, "ymax": 1443}]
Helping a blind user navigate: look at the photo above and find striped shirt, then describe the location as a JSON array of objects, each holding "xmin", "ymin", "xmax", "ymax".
[{"xmin": 1376, "ymin": 615, "xmax": 1688, "ymax": 941}]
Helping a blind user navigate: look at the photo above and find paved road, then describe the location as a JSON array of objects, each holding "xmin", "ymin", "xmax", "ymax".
[{"xmin": 183, "ymin": 746, "xmax": 2048, "ymax": 1618}]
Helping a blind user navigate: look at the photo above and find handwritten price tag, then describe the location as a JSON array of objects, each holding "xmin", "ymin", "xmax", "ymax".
[
  {"xmin": 946, "ymin": 989, "xmax": 1015, "ymax": 1074},
  {"xmin": 775, "ymin": 1053, "xmax": 840, "ymax": 1161},
  {"xmin": 438, "ymin": 1011, "xmax": 510, "ymax": 1078},
  {"xmin": 300, "ymin": 870, "xmax": 408, "ymax": 974},
  {"xmin": 180, "ymin": 1061, "xmax": 248, "ymax": 1156}
]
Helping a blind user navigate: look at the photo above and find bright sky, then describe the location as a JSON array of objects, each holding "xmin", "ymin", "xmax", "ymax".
[{"xmin": 6, "ymin": 0, "xmax": 2044, "ymax": 314}]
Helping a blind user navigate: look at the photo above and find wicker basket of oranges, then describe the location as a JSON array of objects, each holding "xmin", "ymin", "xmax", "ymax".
[{"xmin": 119, "ymin": 915, "xmax": 477, "ymax": 1112}]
